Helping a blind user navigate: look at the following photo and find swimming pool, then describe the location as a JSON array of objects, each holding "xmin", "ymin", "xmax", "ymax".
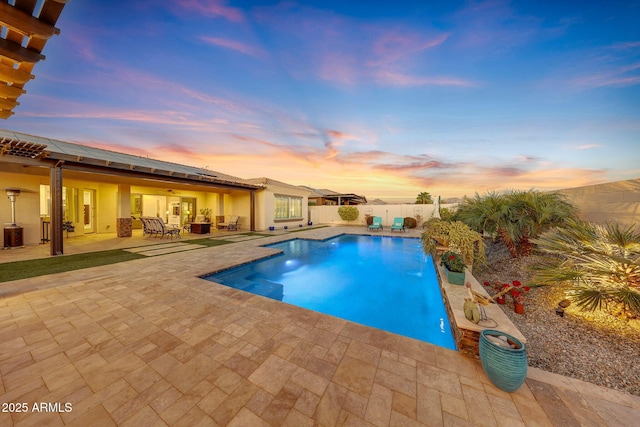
[{"xmin": 203, "ymin": 234, "xmax": 456, "ymax": 349}]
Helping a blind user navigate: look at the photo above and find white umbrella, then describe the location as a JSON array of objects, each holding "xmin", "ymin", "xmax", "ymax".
[{"xmin": 433, "ymin": 195, "xmax": 441, "ymax": 219}]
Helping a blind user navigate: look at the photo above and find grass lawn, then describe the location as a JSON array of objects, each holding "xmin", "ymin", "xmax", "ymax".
[
  {"xmin": 0, "ymin": 239, "xmax": 236, "ymax": 282},
  {"xmin": 183, "ymin": 238, "xmax": 237, "ymax": 247},
  {"xmin": 0, "ymin": 250, "xmax": 147, "ymax": 283},
  {"xmin": 0, "ymin": 229, "xmax": 327, "ymax": 283}
]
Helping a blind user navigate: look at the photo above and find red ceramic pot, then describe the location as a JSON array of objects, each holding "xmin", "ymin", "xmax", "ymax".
[{"xmin": 514, "ymin": 302, "xmax": 525, "ymax": 314}]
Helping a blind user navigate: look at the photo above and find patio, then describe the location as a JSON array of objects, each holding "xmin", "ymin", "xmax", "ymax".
[{"xmin": 1, "ymin": 227, "xmax": 639, "ymax": 426}]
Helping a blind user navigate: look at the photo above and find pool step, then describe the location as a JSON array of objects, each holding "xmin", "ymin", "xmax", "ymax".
[
  {"xmin": 212, "ymin": 275, "xmax": 284, "ymax": 301},
  {"xmin": 244, "ymin": 278, "xmax": 284, "ymax": 301}
]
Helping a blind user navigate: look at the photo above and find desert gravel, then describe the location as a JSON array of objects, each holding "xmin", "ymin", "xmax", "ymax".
[{"xmin": 476, "ymin": 241, "xmax": 640, "ymax": 397}]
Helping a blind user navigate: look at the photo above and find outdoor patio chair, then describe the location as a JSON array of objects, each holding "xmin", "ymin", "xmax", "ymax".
[
  {"xmin": 154, "ymin": 217, "xmax": 180, "ymax": 239},
  {"xmin": 141, "ymin": 217, "xmax": 162, "ymax": 237},
  {"xmin": 368, "ymin": 216, "xmax": 383, "ymax": 231},
  {"xmin": 140, "ymin": 217, "xmax": 154, "ymax": 236},
  {"xmin": 141, "ymin": 217, "xmax": 180, "ymax": 239},
  {"xmin": 218, "ymin": 215, "xmax": 240, "ymax": 231},
  {"xmin": 390, "ymin": 217, "xmax": 405, "ymax": 232}
]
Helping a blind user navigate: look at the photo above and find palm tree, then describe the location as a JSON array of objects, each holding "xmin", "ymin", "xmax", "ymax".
[
  {"xmin": 507, "ymin": 189, "xmax": 577, "ymax": 257},
  {"xmin": 416, "ymin": 191, "xmax": 433, "ymax": 204},
  {"xmin": 455, "ymin": 189, "xmax": 576, "ymax": 258},
  {"xmin": 531, "ymin": 219, "xmax": 640, "ymax": 315},
  {"xmin": 455, "ymin": 191, "xmax": 519, "ymax": 257}
]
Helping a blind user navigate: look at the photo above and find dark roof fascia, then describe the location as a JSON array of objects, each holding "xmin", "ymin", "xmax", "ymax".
[
  {"xmin": 0, "ymin": 152, "xmax": 55, "ymax": 168},
  {"xmin": 310, "ymin": 193, "xmax": 366, "ymax": 200}
]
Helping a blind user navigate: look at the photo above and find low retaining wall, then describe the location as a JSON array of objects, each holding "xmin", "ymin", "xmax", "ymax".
[{"xmin": 436, "ymin": 261, "xmax": 526, "ymax": 358}]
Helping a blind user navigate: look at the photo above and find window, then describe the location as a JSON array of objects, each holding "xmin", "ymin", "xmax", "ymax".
[
  {"xmin": 275, "ymin": 195, "xmax": 303, "ymax": 220},
  {"xmin": 39, "ymin": 185, "xmax": 78, "ymax": 222}
]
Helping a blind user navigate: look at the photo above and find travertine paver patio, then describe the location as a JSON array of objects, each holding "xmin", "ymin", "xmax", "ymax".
[{"xmin": 1, "ymin": 226, "xmax": 639, "ymax": 426}]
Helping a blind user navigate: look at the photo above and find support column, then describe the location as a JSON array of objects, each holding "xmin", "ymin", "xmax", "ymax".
[
  {"xmin": 50, "ymin": 163, "xmax": 63, "ymax": 255},
  {"xmin": 116, "ymin": 184, "xmax": 132, "ymax": 237},
  {"xmin": 217, "ymin": 195, "xmax": 224, "ymax": 217},
  {"xmin": 250, "ymin": 190, "xmax": 255, "ymax": 231}
]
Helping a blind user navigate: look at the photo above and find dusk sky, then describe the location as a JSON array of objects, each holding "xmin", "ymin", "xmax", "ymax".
[{"xmin": 5, "ymin": 0, "xmax": 640, "ymax": 201}]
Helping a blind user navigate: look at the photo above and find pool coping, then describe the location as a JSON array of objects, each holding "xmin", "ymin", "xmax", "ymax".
[
  {"xmin": 199, "ymin": 231, "xmax": 526, "ymax": 357},
  {"xmin": 435, "ymin": 261, "xmax": 527, "ymax": 357}
]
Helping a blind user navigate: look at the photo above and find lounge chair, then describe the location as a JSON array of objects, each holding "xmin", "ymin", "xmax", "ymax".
[
  {"xmin": 141, "ymin": 217, "xmax": 180, "ymax": 239},
  {"xmin": 368, "ymin": 216, "xmax": 383, "ymax": 231},
  {"xmin": 390, "ymin": 217, "xmax": 405, "ymax": 232},
  {"xmin": 218, "ymin": 215, "xmax": 240, "ymax": 231},
  {"xmin": 140, "ymin": 217, "xmax": 154, "ymax": 236}
]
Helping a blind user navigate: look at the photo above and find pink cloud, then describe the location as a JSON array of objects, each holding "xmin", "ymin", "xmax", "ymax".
[
  {"xmin": 174, "ymin": 0, "xmax": 244, "ymax": 23},
  {"xmin": 58, "ymin": 123, "xmax": 618, "ymax": 200},
  {"xmin": 317, "ymin": 52, "xmax": 359, "ymax": 85},
  {"xmin": 372, "ymin": 70, "xmax": 475, "ymax": 87},
  {"xmin": 200, "ymin": 36, "xmax": 265, "ymax": 58},
  {"xmin": 576, "ymin": 144, "xmax": 601, "ymax": 150},
  {"xmin": 572, "ymin": 62, "xmax": 640, "ymax": 88},
  {"xmin": 611, "ymin": 41, "xmax": 640, "ymax": 50},
  {"xmin": 375, "ymin": 161, "xmax": 447, "ymax": 172},
  {"xmin": 369, "ymin": 32, "xmax": 449, "ymax": 67},
  {"xmin": 252, "ymin": 3, "xmax": 471, "ymax": 88}
]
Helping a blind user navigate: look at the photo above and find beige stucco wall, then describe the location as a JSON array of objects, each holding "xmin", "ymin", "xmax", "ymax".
[
  {"xmin": 253, "ymin": 184, "xmax": 311, "ymax": 231},
  {"xmin": 0, "ymin": 167, "xmax": 257, "ymax": 246},
  {"xmin": 1, "ymin": 171, "xmax": 43, "ymax": 246},
  {"xmin": 309, "ymin": 204, "xmax": 454, "ymax": 227},
  {"xmin": 557, "ymin": 178, "xmax": 640, "ymax": 227},
  {"xmin": 96, "ymin": 182, "xmax": 118, "ymax": 234},
  {"xmin": 253, "ymin": 190, "xmax": 268, "ymax": 231},
  {"xmin": 222, "ymin": 191, "xmax": 253, "ymax": 231}
]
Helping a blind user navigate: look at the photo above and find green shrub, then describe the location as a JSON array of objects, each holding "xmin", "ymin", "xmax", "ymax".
[
  {"xmin": 531, "ymin": 219, "xmax": 640, "ymax": 316},
  {"xmin": 338, "ymin": 206, "xmax": 359, "ymax": 223},
  {"xmin": 439, "ymin": 207, "xmax": 456, "ymax": 221},
  {"xmin": 421, "ymin": 218, "xmax": 486, "ymax": 266}
]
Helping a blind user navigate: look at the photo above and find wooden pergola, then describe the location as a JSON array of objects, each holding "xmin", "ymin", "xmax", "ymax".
[{"xmin": 0, "ymin": 0, "xmax": 69, "ymax": 119}]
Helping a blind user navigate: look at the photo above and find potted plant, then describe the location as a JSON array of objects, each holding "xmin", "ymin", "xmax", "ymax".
[
  {"xmin": 441, "ymin": 250, "xmax": 466, "ymax": 285},
  {"xmin": 364, "ymin": 214, "xmax": 373, "ymax": 226},
  {"xmin": 421, "ymin": 218, "xmax": 486, "ymax": 271},
  {"xmin": 199, "ymin": 208, "xmax": 213, "ymax": 222},
  {"xmin": 510, "ymin": 280, "xmax": 530, "ymax": 314},
  {"xmin": 484, "ymin": 281, "xmax": 510, "ymax": 304}
]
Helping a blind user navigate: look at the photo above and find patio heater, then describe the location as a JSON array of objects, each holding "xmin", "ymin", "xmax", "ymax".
[{"xmin": 4, "ymin": 189, "xmax": 24, "ymax": 248}]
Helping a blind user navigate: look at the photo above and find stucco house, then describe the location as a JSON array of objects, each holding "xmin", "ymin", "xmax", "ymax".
[
  {"xmin": 246, "ymin": 178, "xmax": 314, "ymax": 231},
  {"xmin": 301, "ymin": 186, "xmax": 368, "ymax": 206},
  {"xmin": 0, "ymin": 129, "xmax": 307, "ymax": 254}
]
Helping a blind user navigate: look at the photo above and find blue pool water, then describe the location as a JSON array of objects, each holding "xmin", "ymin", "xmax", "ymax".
[{"xmin": 204, "ymin": 234, "xmax": 456, "ymax": 349}]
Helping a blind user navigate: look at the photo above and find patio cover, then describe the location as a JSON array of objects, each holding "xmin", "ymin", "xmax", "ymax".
[{"xmin": 0, "ymin": 0, "xmax": 70, "ymax": 119}]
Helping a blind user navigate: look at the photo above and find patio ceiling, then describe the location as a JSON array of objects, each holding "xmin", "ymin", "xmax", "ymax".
[{"xmin": 0, "ymin": 0, "xmax": 69, "ymax": 119}]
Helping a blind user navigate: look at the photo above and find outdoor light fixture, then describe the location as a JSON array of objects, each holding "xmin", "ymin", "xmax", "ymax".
[
  {"xmin": 4, "ymin": 188, "xmax": 24, "ymax": 248},
  {"xmin": 5, "ymin": 189, "xmax": 21, "ymax": 226}
]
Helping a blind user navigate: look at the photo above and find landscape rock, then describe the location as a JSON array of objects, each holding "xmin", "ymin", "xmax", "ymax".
[{"xmin": 476, "ymin": 240, "xmax": 640, "ymax": 397}]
